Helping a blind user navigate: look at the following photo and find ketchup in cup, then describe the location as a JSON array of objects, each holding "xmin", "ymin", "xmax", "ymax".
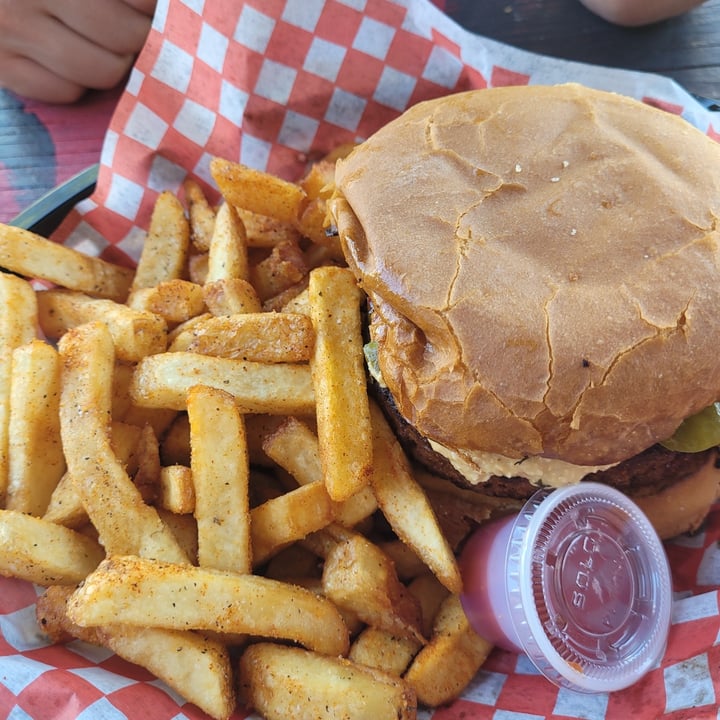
[{"xmin": 460, "ymin": 482, "xmax": 672, "ymax": 693}]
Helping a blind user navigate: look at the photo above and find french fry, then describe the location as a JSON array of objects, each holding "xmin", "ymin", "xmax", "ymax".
[
  {"xmin": 6, "ymin": 340, "xmax": 65, "ymax": 515},
  {"xmin": 105, "ymin": 624, "xmax": 235, "ymax": 720},
  {"xmin": 131, "ymin": 423, "xmax": 160, "ymax": 504},
  {"xmin": 127, "ymin": 279, "xmax": 205, "ymax": 324},
  {"xmin": 44, "ymin": 421, "xmax": 144, "ymax": 528},
  {"xmin": 0, "ymin": 273, "xmax": 37, "ymax": 504},
  {"xmin": 37, "ymin": 585, "xmax": 236, "ymax": 720},
  {"xmin": 297, "ymin": 198, "xmax": 342, "ymax": 257},
  {"xmin": 0, "ymin": 148, "xmax": 497, "ymax": 720},
  {"xmin": 262, "ymin": 278, "xmax": 310, "ymax": 313},
  {"xmin": 206, "ymin": 202, "xmax": 249, "ymax": 283},
  {"xmin": 263, "ymin": 417, "xmax": 377, "ymax": 527},
  {"xmin": 408, "ymin": 572, "xmax": 450, "ymax": 640},
  {"xmin": 158, "ymin": 508, "xmax": 199, "ymax": 564},
  {"xmin": 249, "ymin": 239, "xmax": 308, "ymax": 302},
  {"xmin": 309, "ymin": 266, "xmax": 372, "ymax": 502},
  {"xmin": 250, "ymin": 481, "xmax": 337, "ymax": 567},
  {"xmin": 322, "ymin": 533, "xmax": 425, "ymax": 643},
  {"xmin": 169, "ymin": 311, "xmax": 315, "ymax": 363},
  {"xmin": 280, "ymin": 285, "xmax": 310, "ymax": 315},
  {"xmin": 203, "ymin": 278, "xmax": 262, "ymax": 315},
  {"xmin": 112, "ymin": 364, "xmax": 179, "ymax": 439},
  {"xmin": 378, "ymin": 540, "xmax": 428, "ymax": 583},
  {"xmin": 36, "ymin": 289, "xmax": 167, "ymax": 362},
  {"xmin": 263, "ymin": 543, "xmax": 321, "ymax": 582},
  {"xmin": 0, "ymin": 224, "xmax": 134, "ymax": 301},
  {"xmin": 210, "ymin": 158, "xmax": 308, "ymax": 226},
  {"xmin": 235, "ymin": 207, "xmax": 301, "ymax": 248},
  {"xmin": 159, "ymin": 412, "xmax": 191, "ymax": 466},
  {"xmin": 188, "ymin": 385, "xmax": 251, "ymax": 573},
  {"xmin": 0, "ymin": 509, "xmax": 103, "ymax": 584},
  {"xmin": 67, "ymin": 555, "xmax": 350, "ymax": 657},
  {"xmin": 239, "ymin": 643, "xmax": 417, "ymax": 720},
  {"xmin": 130, "ymin": 191, "xmax": 190, "ymax": 292},
  {"xmin": 158, "ymin": 464, "xmax": 195, "ymax": 514},
  {"xmin": 36, "ymin": 585, "xmax": 102, "ymax": 644},
  {"xmin": 299, "ymin": 159, "xmax": 336, "ymax": 200},
  {"xmin": 130, "ymin": 352, "xmax": 315, "ymax": 415},
  {"xmin": 369, "ymin": 401, "xmax": 462, "ymax": 594},
  {"xmin": 183, "ymin": 177, "xmax": 216, "ymax": 252},
  {"xmin": 404, "ymin": 593, "xmax": 493, "ymax": 707},
  {"xmin": 188, "ymin": 250, "xmax": 209, "ymax": 285},
  {"xmin": 58, "ymin": 321, "xmax": 189, "ymax": 564},
  {"xmin": 350, "ymin": 625, "xmax": 421, "ymax": 678}
]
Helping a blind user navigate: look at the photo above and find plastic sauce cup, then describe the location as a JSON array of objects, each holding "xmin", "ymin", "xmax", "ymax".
[{"xmin": 460, "ymin": 482, "xmax": 672, "ymax": 693}]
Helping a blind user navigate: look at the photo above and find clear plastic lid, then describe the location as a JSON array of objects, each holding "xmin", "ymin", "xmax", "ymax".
[{"xmin": 505, "ymin": 482, "xmax": 672, "ymax": 693}]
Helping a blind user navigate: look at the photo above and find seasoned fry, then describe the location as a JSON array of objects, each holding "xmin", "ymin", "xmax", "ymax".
[
  {"xmin": 130, "ymin": 191, "xmax": 190, "ymax": 292},
  {"xmin": 369, "ymin": 401, "xmax": 462, "ymax": 594},
  {"xmin": 0, "ymin": 148, "xmax": 494, "ymax": 720},
  {"xmin": 203, "ymin": 277, "xmax": 262, "ymax": 315},
  {"xmin": 0, "ymin": 273, "xmax": 38, "ymax": 503},
  {"xmin": 37, "ymin": 288, "xmax": 167, "ymax": 362},
  {"xmin": 309, "ymin": 266, "xmax": 372, "ymax": 502},
  {"xmin": 322, "ymin": 533, "xmax": 424, "ymax": 643},
  {"xmin": 44, "ymin": 421, "xmax": 144, "ymax": 528},
  {"xmin": 408, "ymin": 573, "xmax": 450, "ymax": 639},
  {"xmin": 130, "ymin": 352, "xmax": 315, "ymax": 415},
  {"xmin": 188, "ymin": 385, "xmax": 251, "ymax": 573},
  {"xmin": 404, "ymin": 594, "xmax": 493, "ymax": 707},
  {"xmin": 263, "ymin": 417, "xmax": 377, "ymax": 527},
  {"xmin": 206, "ymin": 202, "xmax": 249, "ymax": 283},
  {"xmin": 127, "ymin": 279, "xmax": 205, "ymax": 324},
  {"xmin": 58, "ymin": 322, "xmax": 188, "ymax": 563},
  {"xmin": 251, "ymin": 481, "xmax": 337, "ymax": 567},
  {"xmin": 183, "ymin": 177, "xmax": 216, "ymax": 252},
  {"xmin": 349, "ymin": 625, "xmax": 420, "ymax": 677},
  {"xmin": 280, "ymin": 286, "xmax": 310, "ymax": 315},
  {"xmin": 249, "ymin": 239, "xmax": 308, "ymax": 302},
  {"xmin": 210, "ymin": 158, "xmax": 308, "ymax": 226},
  {"xmin": 68, "ymin": 555, "xmax": 350, "ymax": 656},
  {"xmin": 0, "ymin": 509, "xmax": 103, "ymax": 585},
  {"xmin": 239, "ymin": 643, "xmax": 417, "ymax": 720},
  {"xmin": 169, "ymin": 311, "xmax": 315, "ymax": 363},
  {"xmin": 6, "ymin": 340, "xmax": 65, "ymax": 515},
  {"xmin": 0, "ymin": 224, "xmax": 134, "ymax": 301},
  {"xmin": 158, "ymin": 464, "xmax": 195, "ymax": 514},
  {"xmin": 131, "ymin": 423, "xmax": 161, "ymax": 504},
  {"xmin": 235, "ymin": 207, "xmax": 301, "ymax": 248},
  {"xmin": 37, "ymin": 585, "xmax": 235, "ymax": 720}
]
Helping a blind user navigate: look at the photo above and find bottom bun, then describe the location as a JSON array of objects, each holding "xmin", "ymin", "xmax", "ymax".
[{"xmin": 632, "ymin": 451, "xmax": 720, "ymax": 540}]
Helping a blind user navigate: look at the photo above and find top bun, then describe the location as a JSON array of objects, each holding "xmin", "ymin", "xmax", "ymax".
[{"xmin": 332, "ymin": 83, "xmax": 720, "ymax": 466}]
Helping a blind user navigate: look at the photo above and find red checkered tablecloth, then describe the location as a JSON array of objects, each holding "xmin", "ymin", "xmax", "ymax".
[{"xmin": 3, "ymin": 1, "xmax": 720, "ymax": 719}]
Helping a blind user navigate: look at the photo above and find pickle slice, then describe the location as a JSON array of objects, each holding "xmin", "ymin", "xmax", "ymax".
[{"xmin": 661, "ymin": 402, "xmax": 720, "ymax": 452}]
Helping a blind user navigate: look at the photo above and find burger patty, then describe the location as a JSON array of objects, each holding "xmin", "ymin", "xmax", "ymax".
[{"xmin": 374, "ymin": 384, "xmax": 716, "ymax": 500}]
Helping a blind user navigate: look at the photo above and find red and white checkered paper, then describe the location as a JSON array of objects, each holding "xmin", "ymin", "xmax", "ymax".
[{"xmin": 3, "ymin": 1, "xmax": 720, "ymax": 718}]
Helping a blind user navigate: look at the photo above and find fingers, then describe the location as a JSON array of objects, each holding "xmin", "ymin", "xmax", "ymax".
[
  {"xmin": 122, "ymin": 0, "xmax": 159, "ymax": 17},
  {"xmin": 50, "ymin": 0, "xmax": 155, "ymax": 56},
  {"xmin": 0, "ymin": 0, "xmax": 156, "ymax": 102},
  {"xmin": 0, "ymin": 55, "xmax": 87, "ymax": 104}
]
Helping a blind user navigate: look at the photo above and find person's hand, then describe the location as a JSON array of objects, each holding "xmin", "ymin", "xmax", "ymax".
[
  {"xmin": 578, "ymin": 0, "xmax": 706, "ymax": 26},
  {"xmin": 0, "ymin": 0, "xmax": 157, "ymax": 103}
]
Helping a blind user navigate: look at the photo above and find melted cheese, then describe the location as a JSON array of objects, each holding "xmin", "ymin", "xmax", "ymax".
[{"xmin": 428, "ymin": 439, "xmax": 617, "ymax": 488}]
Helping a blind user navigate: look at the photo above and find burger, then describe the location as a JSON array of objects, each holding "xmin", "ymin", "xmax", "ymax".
[{"xmin": 329, "ymin": 83, "xmax": 720, "ymax": 540}]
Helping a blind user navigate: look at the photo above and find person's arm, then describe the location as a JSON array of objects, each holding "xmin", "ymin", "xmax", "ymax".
[
  {"xmin": 578, "ymin": 0, "xmax": 706, "ymax": 26},
  {"xmin": 0, "ymin": 0, "xmax": 157, "ymax": 103}
]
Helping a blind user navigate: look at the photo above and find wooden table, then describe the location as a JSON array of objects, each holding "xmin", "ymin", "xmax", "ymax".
[
  {"xmin": 1, "ymin": 0, "xmax": 718, "ymax": 225},
  {"xmin": 446, "ymin": 0, "xmax": 720, "ymax": 101}
]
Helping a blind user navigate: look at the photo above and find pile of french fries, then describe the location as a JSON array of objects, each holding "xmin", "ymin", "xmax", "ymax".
[{"xmin": 0, "ymin": 150, "xmax": 497, "ymax": 720}]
